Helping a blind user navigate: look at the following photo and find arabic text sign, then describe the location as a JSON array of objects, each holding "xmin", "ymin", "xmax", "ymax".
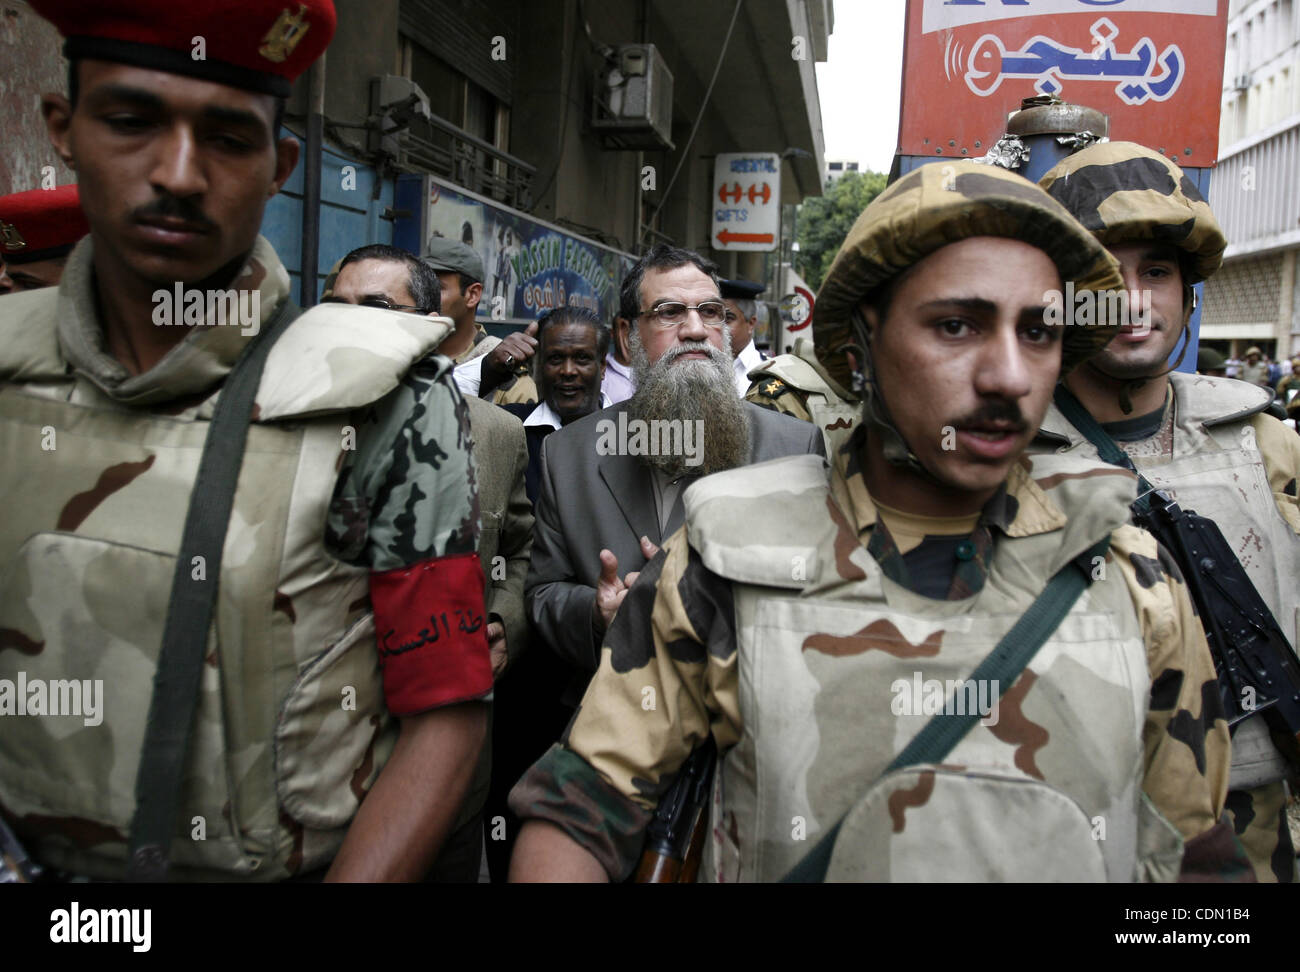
[
  {"xmin": 901, "ymin": 0, "xmax": 1228, "ymax": 165},
  {"xmin": 712, "ymin": 153, "xmax": 781, "ymax": 252}
]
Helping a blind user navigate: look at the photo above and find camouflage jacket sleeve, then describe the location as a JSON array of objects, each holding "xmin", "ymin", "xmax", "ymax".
[
  {"xmin": 744, "ymin": 375, "xmax": 813, "ymax": 422},
  {"xmin": 326, "ymin": 354, "xmax": 491, "ymax": 714},
  {"xmin": 1250, "ymin": 412, "xmax": 1300, "ymax": 534},
  {"xmin": 509, "ymin": 524, "xmax": 741, "ymax": 880},
  {"xmin": 1108, "ymin": 524, "xmax": 1248, "ymax": 878},
  {"xmin": 490, "ymin": 372, "xmax": 538, "ymax": 407},
  {"xmin": 326, "ymin": 354, "xmax": 480, "ymax": 569}
]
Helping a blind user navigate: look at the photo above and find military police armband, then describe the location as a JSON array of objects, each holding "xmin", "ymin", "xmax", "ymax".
[{"xmin": 370, "ymin": 552, "xmax": 493, "ymax": 716}]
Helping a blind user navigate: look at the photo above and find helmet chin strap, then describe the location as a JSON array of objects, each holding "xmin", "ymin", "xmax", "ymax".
[
  {"xmin": 1083, "ymin": 321, "xmax": 1190, "ymax": 415},
  {"xmin": 848, "ymin": 309, "xmax": 948, "ymax": 487}
]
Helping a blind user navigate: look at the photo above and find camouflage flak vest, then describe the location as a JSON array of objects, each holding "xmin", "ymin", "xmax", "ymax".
[
  {"xmin": 750, "ymin": 339, "xmax": 859, "ymax": 455},
  {"xmin": 1039, "ymin": 373, "xmax": 1300, "ymax": 790},
  {"xmin": 683, "ymin": 453, "xmax": 1185, "ymax": 882},
  {"xmin": 0, "ymin": 287, "xmax": 450, "ymax": 880}
]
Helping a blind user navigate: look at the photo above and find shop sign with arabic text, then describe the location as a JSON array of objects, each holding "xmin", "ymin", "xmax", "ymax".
[{"xmin": 900, "ymin": 0, "xmax": 1228, "ymax": 165}]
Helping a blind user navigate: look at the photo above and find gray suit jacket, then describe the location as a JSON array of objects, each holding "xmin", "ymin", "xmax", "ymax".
[
  {"xmin": 525, "ymin": 401, "xmax": 825, "ymax": 700},
  {"xmin": 452, "ymin": 395, "xmax": 533, "ymax": 834},
  {"xmin": 464, "ymin": 395, "xmax": 534, "ymax": 664}
]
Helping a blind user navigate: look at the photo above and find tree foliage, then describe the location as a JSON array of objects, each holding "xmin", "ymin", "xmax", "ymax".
[{"xmin": 795, "ymin": 169, "xmax": 888, "ymax": 293}]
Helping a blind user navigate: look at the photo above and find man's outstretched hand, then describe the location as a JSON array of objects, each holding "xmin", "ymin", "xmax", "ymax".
[{"xmin": 592, "ymin": 536, "xmax": 660, "ymax": 634}]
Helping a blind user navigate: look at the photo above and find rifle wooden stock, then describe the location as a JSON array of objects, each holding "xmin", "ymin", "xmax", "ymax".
[
  {"xmin": 635, "ymin": 739, "xmax": 716, "ymax": 883},
  {"xmin": 635, "ymin": 801, "xmax": 709, "ymax": 883}
]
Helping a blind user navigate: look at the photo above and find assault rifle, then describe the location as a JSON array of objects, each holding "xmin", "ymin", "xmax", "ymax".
[
  {"xmin": 1136, "ymin": 490, "xmax": 1300, "ymax": 762},
  {"xmin": 635, "ymin": 738, "xmax": 716, "ymax": 883}
]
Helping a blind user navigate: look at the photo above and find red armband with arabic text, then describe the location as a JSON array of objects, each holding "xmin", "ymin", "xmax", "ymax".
[{"xmin": 370, "ymin": 552, "xmax": 492, "ymax": 716}]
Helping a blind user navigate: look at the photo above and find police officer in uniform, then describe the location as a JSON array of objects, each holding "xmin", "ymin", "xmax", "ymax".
[
  {"xmin": 507, "ymin": 163, "xmax": 1244, "ymax": 882},
  {"xmin": 718, "ymin": 277, "xmax": 767, "ymax": 396},
  {"xmin": 1032, "ymin": 142, "xmax": 1300, "ymax": 884},
  {"xmin": 1196, "ymin": 347, "xmax": 1228, "ymax": 378},
  {"xmin": 0, "ymin": 185, "xmax": 90, "ymax": 293},
  {"xmin": 0, "ymin": 0, "xmax": 491, "ymax": 882}
]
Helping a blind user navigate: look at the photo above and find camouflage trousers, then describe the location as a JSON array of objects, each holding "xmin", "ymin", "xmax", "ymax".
[{"xmin": 1226, "ymin": 781, "xmax": 1297, "ymax": 883}]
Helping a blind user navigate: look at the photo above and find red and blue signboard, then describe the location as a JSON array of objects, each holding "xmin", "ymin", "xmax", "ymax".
[{"xmin": 900, "ymin": 0, "xmax": 1229, "ymax": 165}]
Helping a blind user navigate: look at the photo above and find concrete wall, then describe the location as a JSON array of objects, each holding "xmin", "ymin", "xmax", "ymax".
[
  {"xmin": 0, "ymin": 2, "xmax": 73, "ymax": 196},
  {"xmin": 322, "ymin": 0, "xmax": 401, "ymax": 130},
  {"xmin": 512, "ymin": 0, "xmax": 643, "ymax": 251}
]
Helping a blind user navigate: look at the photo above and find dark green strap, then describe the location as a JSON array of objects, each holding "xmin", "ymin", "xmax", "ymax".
[
  {"xmin": 782, "ymin": 535, "xmax": 1110, "ymax": 883},
  {"xmin": 1052, "ymin": 385, "xmax": 1157, "ymax": 515},
  {"xmin": 127, "ymin": 297, "xmax": 299, "ymax": 881}
]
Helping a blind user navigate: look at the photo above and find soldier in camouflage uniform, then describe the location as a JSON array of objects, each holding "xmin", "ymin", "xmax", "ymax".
[
  {"xmin": 1033, "ymin": 142, "xmax": 1300, "ymax": 883},
  {"xmin": 1276, "ymin": 355, "xmax": 1300, "ymax": 420},
  {"xmin": 744, "ymin": 336, "xmax": 861, "ymax": 455},
  {"xmin": 0, "ymin": 0, "xmax": 491, "ymax": 881},
  {"xmin": 507, "ymin": 162, "xmax": 1246, "ymax": 883}
]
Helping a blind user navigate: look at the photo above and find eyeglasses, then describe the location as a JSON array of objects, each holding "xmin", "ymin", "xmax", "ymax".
[
  {"xmin": 638, "ymin": 300, "xmax": 728, "ymax": 329},
  {"xmin": 322, "ymin": 296, "xmax": 429, "ymax": 313}
]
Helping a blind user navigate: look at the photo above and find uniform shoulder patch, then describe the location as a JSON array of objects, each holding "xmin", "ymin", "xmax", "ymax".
[{"xmin": 758, "ymin": 377, "xmax": 792, "ymax": 399}]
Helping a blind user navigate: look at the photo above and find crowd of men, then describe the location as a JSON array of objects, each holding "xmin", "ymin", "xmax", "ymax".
[{"xmin": 1, "ymin": 0, "xmax": 1298, "ymax": 885}]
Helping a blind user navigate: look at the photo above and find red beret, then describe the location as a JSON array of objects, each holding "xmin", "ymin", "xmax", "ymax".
[
  {"xmin": 29, "ymin": 0, "xmax": 335, "ymax": 98},
  {"xmin": 0, "ymin": 185, "xmax": 90, "ymax": 263}
]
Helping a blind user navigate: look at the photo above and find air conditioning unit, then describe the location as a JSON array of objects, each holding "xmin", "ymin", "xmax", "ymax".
[
  {"xmin": 367, "ymin": 75, "xmax": 433, "ymax": 156},
  {"xmin": 1233, "ymin": 74, "xmax": 1252, "ymax": 92},
  {"xmin": 592, "ymin": 44, "xmax": 674, "ymax": 151}
]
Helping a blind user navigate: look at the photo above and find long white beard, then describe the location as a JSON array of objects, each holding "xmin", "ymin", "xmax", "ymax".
[{"xmin": 628, "ymin": 324, "xmax": 751, "ymax": 477}]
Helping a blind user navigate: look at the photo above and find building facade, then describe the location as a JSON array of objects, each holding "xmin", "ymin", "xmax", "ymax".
[
  {"xmin": 3, "ymin": 0, "xmax": 832, "ymax": 322},
  {"xmin": 1204, "ymin": 0, "xmax": 1300, "ymax": 361}
]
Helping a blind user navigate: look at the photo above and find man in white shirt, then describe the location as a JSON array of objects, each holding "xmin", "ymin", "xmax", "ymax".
[
  {"xmin": 600, "ymin": 313, "xmax": 636, "ymax": 404},
  {"xmin": 720, "ymin": 277, "xmax": 768, "ymax": 396},
  {"xmin": 501, "ymin": 306, "xmax": 612, "ymax": 502}
]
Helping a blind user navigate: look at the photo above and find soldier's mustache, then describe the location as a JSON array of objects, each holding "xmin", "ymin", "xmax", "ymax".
[
  {"xmin": 131, "ymin": 196, "xmax": 216, "ymax": 232},
  {"xmin": 952, "ymin": 401, "xmax": 1026, "ymax": 432}
]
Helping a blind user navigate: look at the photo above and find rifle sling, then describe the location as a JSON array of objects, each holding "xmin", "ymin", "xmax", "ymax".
[
  {"xmin": 1052, "ymin": 385, "xmax": 1158, "ymax": 513},
  {"xmin": 782, "ymin": 535, "xmax": 1110, "ymax": 883},
  {"xmin": 126, "ymin": 297, "xmax": 300, "ymax": 881}
]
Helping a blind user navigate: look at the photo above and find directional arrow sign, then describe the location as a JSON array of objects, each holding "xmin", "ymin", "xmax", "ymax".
[
  {"xmin": 712, "ymin": 152, "xmax": 781, "ymax": 252},
  {"xmin": 716, "ymin": 230, "xmax": 775, "ymax": 246}
]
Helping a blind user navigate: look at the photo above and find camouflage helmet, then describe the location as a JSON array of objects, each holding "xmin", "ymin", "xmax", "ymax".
[
  {"xmin": 813, "ymin": 161, "xmax": 1124, "ymax": 395},
  {"xmin": 1038, "ymin": 141, "xmax": 1226, "ymax": 284}
]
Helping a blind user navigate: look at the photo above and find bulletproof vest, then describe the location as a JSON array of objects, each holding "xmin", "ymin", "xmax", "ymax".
[
  {"xmin": 1037, "ymin": 373, "xmax": 1300, "ymax": 789},
  {"xmin": 749, "ymin": 341, "xmax": 859, "ymax": 455},
  {"xmin": 683, "ymin": 453, "xmax": 1184, "ymax": 882},
  {"xmin": 0, "ymin": 281, "xmax": 451, "ymax": 880}
]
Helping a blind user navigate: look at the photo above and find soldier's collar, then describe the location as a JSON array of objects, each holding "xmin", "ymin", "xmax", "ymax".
[
  {"xmin": 56, "ymin": 235, "xmax": 292, "ymax": 407},
  {"xmin": 837, "ymin": 449, "xmax": 1066, "ymax": 542}
]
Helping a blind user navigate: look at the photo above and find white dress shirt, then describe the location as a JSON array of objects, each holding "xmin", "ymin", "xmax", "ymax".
[
  {"xmin": 732, "ymin": 340, "xmax": 767, "ymax": 396},
  {"xmin": 525, "ymin": 391, "xmax": 613, "ymax": 430},
  {"xmin": 602, "ymin": 352, "xmax": 636, "ymax": 404}
]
